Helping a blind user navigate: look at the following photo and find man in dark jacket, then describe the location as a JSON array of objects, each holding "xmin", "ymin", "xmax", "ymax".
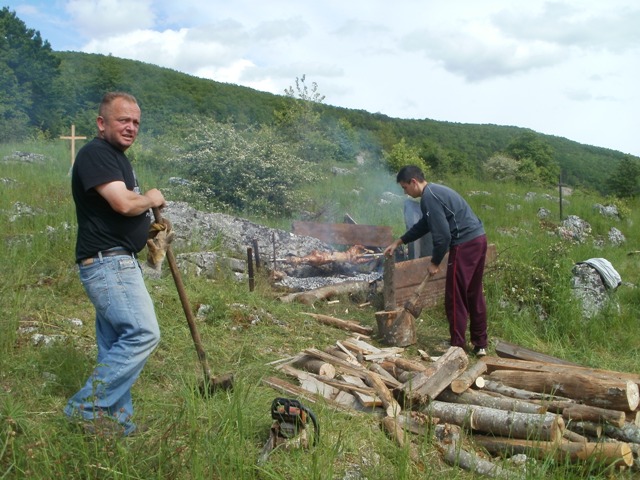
[{"xmin": 384, "ymin": 165, "xmax": 488, "ymax": 356}]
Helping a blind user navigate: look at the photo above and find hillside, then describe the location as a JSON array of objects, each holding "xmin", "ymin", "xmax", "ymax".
[{"xmin": 50, "ymin": 51, "xmax": 632, "ymax": 192}]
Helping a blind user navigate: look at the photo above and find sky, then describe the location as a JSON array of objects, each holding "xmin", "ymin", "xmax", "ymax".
[{"xmin": 5, "ymin": 0, "xmax": 640, "ymax": 156}]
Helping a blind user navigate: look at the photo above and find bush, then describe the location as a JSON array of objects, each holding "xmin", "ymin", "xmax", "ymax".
[{"xmin": 171, "ymin": 120, "xmax": 322, "ymax": 216}]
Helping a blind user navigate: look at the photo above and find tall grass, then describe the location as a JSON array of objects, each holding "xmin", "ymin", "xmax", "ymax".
[{"xmin": 1, "ymin": 141, "xmax": 639, "ymax": 478}]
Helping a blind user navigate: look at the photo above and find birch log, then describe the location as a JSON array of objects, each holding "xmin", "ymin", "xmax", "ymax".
[
  {"xmin": 473, "ymin": 436, "xmax": 633, "ymax": 468},
  {"xmin": 437, "ymin": 388, "xmax": 546, "ymax": 414},
  {"xmin": 425, "ymin": 401, "xmax": 564, "ymax": 441},
  {"xmin": 443, "ymin": 443, "xmax": 522, "ymax": 480}
]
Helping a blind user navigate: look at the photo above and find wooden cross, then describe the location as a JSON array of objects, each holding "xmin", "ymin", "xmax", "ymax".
[{"xmin": 60, "ymin": 125, "xmax": 87, "ymax": 168}]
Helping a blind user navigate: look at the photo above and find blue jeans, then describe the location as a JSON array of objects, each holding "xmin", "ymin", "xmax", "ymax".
[{"xmin": 64, "ymin": 253, "xmax": 160, "ymax": 435}]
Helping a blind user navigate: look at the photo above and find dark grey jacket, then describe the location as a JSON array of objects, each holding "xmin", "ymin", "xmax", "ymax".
[{"xmin": 400, "ymin": 183, "xmax": 484, "ymax": 265}]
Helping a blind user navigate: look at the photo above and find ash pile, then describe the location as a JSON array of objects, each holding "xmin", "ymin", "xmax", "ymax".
[{"xmin": 162, "ymin": 201, "xmax": 383, "ymax": 291}]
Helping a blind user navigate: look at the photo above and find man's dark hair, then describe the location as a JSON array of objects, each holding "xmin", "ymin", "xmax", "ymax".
[
  {"xmin": 99, "ymin": 92, "xmax": 138, "ymax": 118},
  {"xmin": 396, "ymin": 165, "xmax": 425, "ymax": 183}
]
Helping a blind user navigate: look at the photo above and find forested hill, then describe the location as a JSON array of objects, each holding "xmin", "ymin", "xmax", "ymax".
[
  {"xmin": 53, "ymin": 52, "xmax": 630, "ymax": 190},
  {"xmin": 0, "ymin": 1, "xmax": 634, "ymax": 194}
]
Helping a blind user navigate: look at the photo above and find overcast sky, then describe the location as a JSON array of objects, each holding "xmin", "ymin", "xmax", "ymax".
[{"xmin": 6, "ymin": 0, "xmax": 640, "ymax": 156}]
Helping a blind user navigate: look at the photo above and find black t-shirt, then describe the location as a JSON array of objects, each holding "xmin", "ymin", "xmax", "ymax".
[{"xmin": 72, "ymin": 137, "xmax": 151, "ymax": 261}]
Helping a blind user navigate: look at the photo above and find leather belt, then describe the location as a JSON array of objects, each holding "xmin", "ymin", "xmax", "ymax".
[{"xmin": 79, "ymin": 249, "xmax": 134, "ymax": 266}]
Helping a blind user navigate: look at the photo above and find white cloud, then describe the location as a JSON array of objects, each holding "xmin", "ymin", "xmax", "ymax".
[{"xmin": 66, "ymin": 0, "xmax": 156, "ymax": 37}]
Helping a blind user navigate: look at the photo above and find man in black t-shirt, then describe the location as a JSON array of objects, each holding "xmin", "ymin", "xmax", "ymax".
[{"xmin": 64, "ymin": 92, "xmax": 166, "ymax": 437}]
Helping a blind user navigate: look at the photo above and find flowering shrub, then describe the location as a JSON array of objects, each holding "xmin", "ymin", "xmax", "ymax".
[{"xmin": 171, "ymin": 120, "xmax": 322, "ymax": 216}]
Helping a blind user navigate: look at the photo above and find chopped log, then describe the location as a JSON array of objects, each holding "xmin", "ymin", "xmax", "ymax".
[
  {"xmin": 375, "ymin": 308, "xmax": 416, "ymax": 347},
  {"xmin": 333, "ymin": 390, "xmax": 360, "ymax": 409},
  {"xmin": 279, "ymin": 280, "xmax": 375, "ymax": 305},
  {"xmin": 382, "ymin": 356, "xmax": 430, "ymax": 372},
  {"xmin": 443, "ymin": 442, "xmax": 522, "ymax": 479},
  {"xmin": 301, "ymin": 312, "xmax": 374, "ymax": 335},
  {"xmin": 483, "ymin": 380, "xmax": 572, "ymax": 402},
  {"xmin": 437, "ymin": 388, "xmax": 546, "ymax": 415},
  {"xmin": 292, "ymin": 355, "xmax": 336, "ymax": 378},
  {"xmin": 426, "ymin": 401, "xmax": 564, "ymax": 441},
  {"xmin": 602, "ymin": 422, "xmax": 640, "ymax": 444},
  {"xmin": 451, "ymin": 361, "xmax": 488, "ymax": 394},
  {"xmin": 424, "ymin": 401, "xmax": 475, "ymax": 429},
  {"xmin": 323, "ymin": 346, "xmax": 360, "ymax": 365},
  {"xmin": 494, "ymin": 340, "xmax": 579, "ymax": 365},
  {"xmin": 488, "ymin": 370, "xmax": 640, "ymax": 411},
  {"xmin": 366, "ymin": 370, "xmax": 402, "ymax": 417},
  {"xmin": 473, "ymin": 435, "xmax": 633, "ymax": 468},
  {"xmin": 381, "ymin": 417, "xmax": 422, "ymax": 464},
  {"xmin": 340, "ymin": 337, "xmax": 382, "ymax": 355},
  {"xmin": 565, "ymin": 421, "xmax": 602, "ymax": 439},
  {"xmin": 629, "ymin": 411, "xmax": 640, "ymax": 427},
  {"xmin": 396, "ymin": 411, "xmax": 439, "ymax": 435},
  {"xmin": 262, "ymin": 376, "xmax": 357, "ymax": 415},
  {"xmin": 369, "ymin": 363, "xmax": 403, "ymax": 389},
  {"xmin": 341, "ymin": 374, "xmax": 382, "ymax": 408},
  {"xmin": 300, "ymin": 377, "xmax": 339, "ymax": 399},
  {"xmin": 402, "ymin": 347, "xmax": 469, "ymax": 404},
  {"xmin": 563, "ymin": 429, "xmax": 589, "ymax": 443},
  {"xmin": 481, "ymin": 356, "xmax": 640, "ymax": 387},
  {"xmin": 562, "ymin": 404, "xmax": 627, "ymax": 428}
]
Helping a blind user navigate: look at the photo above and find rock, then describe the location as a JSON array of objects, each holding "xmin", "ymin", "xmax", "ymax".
[
  {"xmin": 593, "ymin": 203, "xmax": 619, "ymax": 219},
  {"xmin": 608, "ymin": 227, "xmax": 625, "ymax": 246},
  {"xmin": 537, "ymin": 208, "xmax": 551, "ymax": 219},
  {"xmin": 2, "ymin": 151, "xmax": 46, "ymax": 163},
  {"xmin": 557, "ymin": 215, "xmax": 591, "ymax": 243}
]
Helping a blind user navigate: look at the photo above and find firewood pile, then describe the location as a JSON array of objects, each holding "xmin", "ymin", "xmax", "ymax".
[{"xmin": 263, "ymin": 316, "xmax": 640, "ymax": 476}]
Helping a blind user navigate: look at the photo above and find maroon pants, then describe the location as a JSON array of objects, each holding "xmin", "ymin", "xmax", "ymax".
[{"xmin": 445, "ymin": 234, "xmax": 487, "ymax": 349}]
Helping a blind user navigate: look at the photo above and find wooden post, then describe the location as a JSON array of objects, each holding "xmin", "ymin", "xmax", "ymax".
[
  {"xmin": 252, "ymin": 239, "xmax": 261, "ymax": 271},
  {"xmin": 383, "ymin": 255, "xmax": 395, "ymax": 310},
  {"xmin": 60, "ymin": 125, "xmax": 87, "ymax": 170},
  {"xmin": 247, "ymin": 247, "xmax": 254, "ymax": 291}
]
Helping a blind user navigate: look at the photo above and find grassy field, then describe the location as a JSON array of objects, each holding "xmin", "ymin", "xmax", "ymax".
[{"xmin": 1, "ymin": 140, "xmax": 639, "ymax": 479}]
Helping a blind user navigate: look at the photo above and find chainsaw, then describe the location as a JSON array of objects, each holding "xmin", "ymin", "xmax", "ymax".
[{"xmin": 257, "ymin": 398, "xmax": 320, "ymax": 465}]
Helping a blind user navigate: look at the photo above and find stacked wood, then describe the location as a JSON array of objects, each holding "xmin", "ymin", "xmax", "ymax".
[{"xmin": 264, "ymin": 338, "xmax": 640, "ymax": 476}]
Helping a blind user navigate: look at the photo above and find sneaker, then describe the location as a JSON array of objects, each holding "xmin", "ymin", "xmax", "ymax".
[
  {"xmin": 81, "ymin": 417, "xmax": 127, "ymax": 437},
  {"xmin": 472, "ymin": 346, "xmax": 487, "ymax": 357}
]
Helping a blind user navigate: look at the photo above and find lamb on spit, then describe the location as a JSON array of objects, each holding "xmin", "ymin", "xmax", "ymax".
[{"xmin": 278, "ymin": 245, "xmax": 383, "ymax": 267}]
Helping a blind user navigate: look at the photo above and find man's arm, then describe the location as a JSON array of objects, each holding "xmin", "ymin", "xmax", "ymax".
[{"xmin": 96, "ymin": 181, "xmax": 165, "ymax": 217}]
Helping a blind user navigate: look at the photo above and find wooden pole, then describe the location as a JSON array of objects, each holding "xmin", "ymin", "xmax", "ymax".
[
  {"xmin": 247, "ymin": 247, "xmax": 254, "ymax": 291},
  {"xmin": 383, "ymin": 255, "xmax": 396, "ymax": 310}
]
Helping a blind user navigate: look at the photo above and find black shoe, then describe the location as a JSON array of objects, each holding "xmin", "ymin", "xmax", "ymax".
[{"xmin": 472, "ymin": 346, "xmax": 487, "ymax": 357}]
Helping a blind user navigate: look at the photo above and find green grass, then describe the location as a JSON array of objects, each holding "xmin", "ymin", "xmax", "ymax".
[{"xmin": 1, "ymin": 141, "xmax": 639, "ymax": 478}]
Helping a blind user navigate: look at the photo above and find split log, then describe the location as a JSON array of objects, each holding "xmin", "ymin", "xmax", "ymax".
[
  {"xmin": 323, "ymin": 346, "xmax": 360, "ymax": 364},
  {"xmin": 301, "ymin": 312, "xmax": 373, "ymax": 335},
  {"xmin": 340, "ymin": 337, "xmax": 382, "ymax": 355},
  {"xmin": 443, "ymin": 442, "xmax": 522, "ymax": 480},
  {"xmin": 341, "ymin": 374, "xmax": 382, "ymax": 408},
  {"xmin": 382, "ymin": 356, "xmax": 430, "ymax": 372},
  {"xmin": 365, "ymin": 370, "xmax": 402, "ymax": 417},
  {"xmin": 382, "ymin": 255, "xmax": 396, "ymax": 310},
  {"xmin": 483, "ymin": 380, "xmax": 572, "ymax": 402},
  {"xmin": 292, "ymin": 355, "xmax": 336, "ymax": 378},
  {"xmin": 451, "ymin": 361, "xmax": 487, "ymax": 393},
  {"xmin": 488, "ymin": 370, "xmax": 640, "ymax": 411},
  {"xmin": 402, "ymin": 347, "xmax": 468, "ymax": 404},
  {"xmin": 426, "ymin": 401, "xmax": 564, "ymax": 441},
  {"xmin": 437, "ymin": 388, "xmax": 546, "ymax": 415},
  {"xmin": 375, "ymin": 308, "xmax": 416, "ymax": 347},
  {"xmin": 262, "ymin": 376, "xmax": 356, "ymax": 415},
  {"xmin": 279, "ymin": 280, "xmax": 375, "ymax": 305},
  {"xmin": 473, "ymin": 435, "xmax": 633, "ymax": 468},
  {"xmin": 494, "ymin": 340, "xmax": 579, "ymax": 365},
  {"xmin": 369, "ymin": 363, "xmax": 403, "ymax": 389},
  {"xmin": 380, "ymin": 362, "xmax": 413, "ymax": 383},
  {"xmin": 630, "ymin": 411, "xmax": 640, "ymax": 427}
]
